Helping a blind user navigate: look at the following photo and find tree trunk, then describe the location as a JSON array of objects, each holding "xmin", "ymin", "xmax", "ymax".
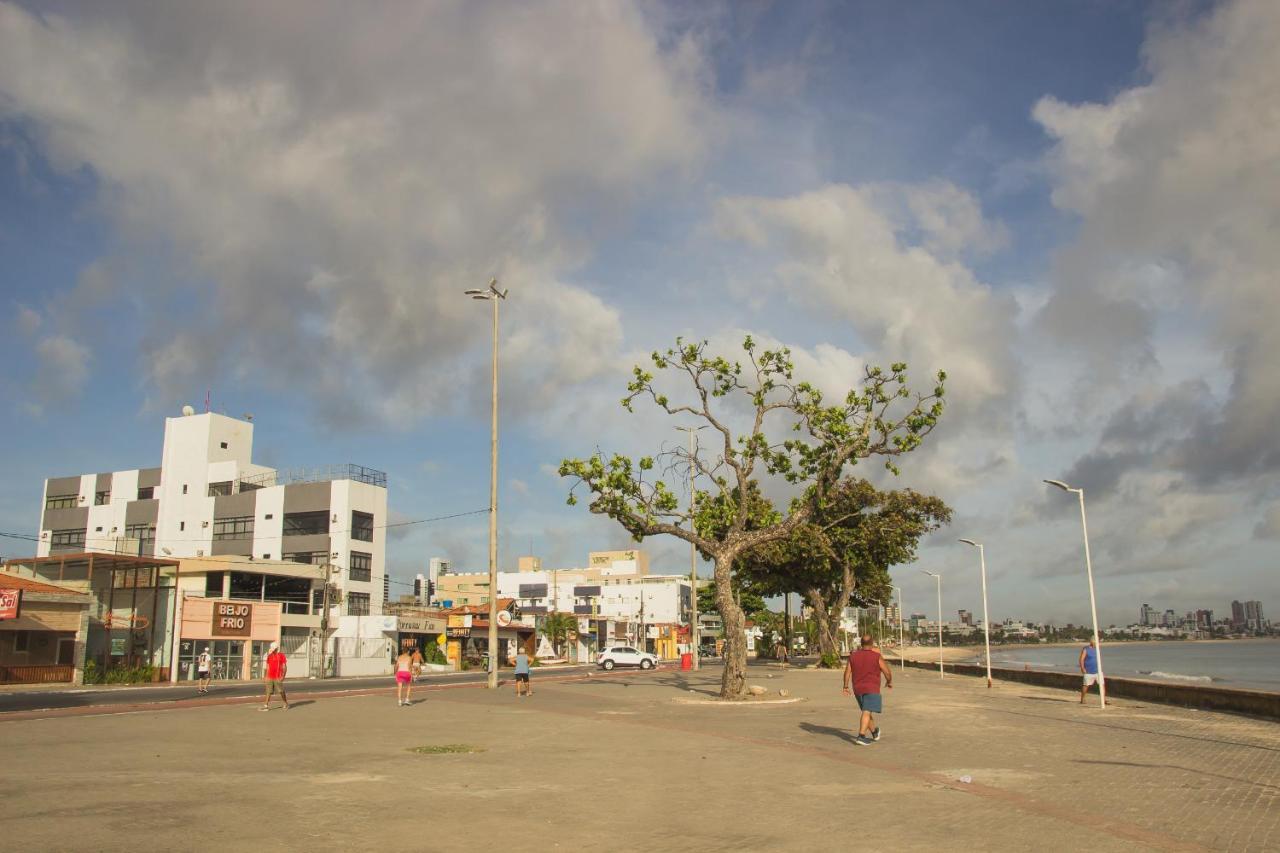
[
  {"xmin": 806, "ymin": 588, "xmax": 840, "ymax": 660},
  {"xmin": 714, "ymin": 554, "xmax": 748, "ymax": 699}
]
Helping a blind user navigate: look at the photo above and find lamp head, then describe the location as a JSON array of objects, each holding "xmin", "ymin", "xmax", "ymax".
[
  {"xmin": 1043, "ymin": 479, "xmax": 1072, "ymax": 492},
  {"xmin": 958, "ymin": 538, "xmax": 979, "ymax": 547}
]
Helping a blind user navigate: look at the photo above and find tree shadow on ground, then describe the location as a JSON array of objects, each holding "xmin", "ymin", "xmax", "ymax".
[
  {"xmin": 799, "ymin": 722, "xmax": 858, "ymax": 745},
  {"xmin": 1019, "ymin": 695, "xmax": 1072, "ymax": 703},
  {"xmin": 1073, "ymin": 760, "xmax": 1280, "ymax": 792}
]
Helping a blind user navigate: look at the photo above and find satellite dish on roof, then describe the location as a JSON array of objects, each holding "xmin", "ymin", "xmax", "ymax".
[{"xmin": 181, "ymin": 405, "xmax": 195, "ymax": 416}]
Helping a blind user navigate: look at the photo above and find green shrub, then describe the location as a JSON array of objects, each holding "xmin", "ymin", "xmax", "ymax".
[
  {"xmin": 82, "ymin": 659, "xmax": 102, "ymax": 685},
  {"xmin": 819, "ymin": 651, "xmax": 842, "ymax": 669}
]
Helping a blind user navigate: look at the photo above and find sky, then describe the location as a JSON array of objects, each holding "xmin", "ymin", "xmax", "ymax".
[{"xmin": 1, "ymin": 0, "xmax": 1276, "ymax": 627}]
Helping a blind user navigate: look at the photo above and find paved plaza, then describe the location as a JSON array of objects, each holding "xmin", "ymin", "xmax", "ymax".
[{"xmin": 1, "ymin": 664, "xmax": 1277, "ymax": 852}]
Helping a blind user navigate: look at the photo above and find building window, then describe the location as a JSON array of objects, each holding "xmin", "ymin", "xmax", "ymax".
[
  {"xmin": 50, "ymin": 529, "xmax": 86, "ymax": 552},
  {"xmin": 179, "ymin": 521, "xmax": 185, "ymax": 532},
  {"xmin": 212, "ymin": 516, "xmax": 254, "ymax": 540},
  {"xmin": 349, "ymin": 551, "xmax": 372, "ymax": 583},
  {"xmin": 208, "ymin": 481, "xmax": 233, "ymax": 497},
  {"xmin": 95, "ymin": 490, "xmax": 111, "ymax": 505},
  {"xmin": 205, "ymin": 571, "xmax": 224, "ymax": 597},
  {"xmin": 347, "ymin": 592, "xmax": 370, "ymax": 616},
  {"xmin": 137, "ymin": 486, "xmax": 154, "ymax": 500},
  {"xmin": 14, "ymin": 631, "xmax": 30, "ymax": 653},
  {"xmin": 182, "ymin": 484, "xmax": 188, "ymax": 495},
  {"xmin": 125, "ymin": 523, "xmax": 156, "ymax": 546},
  {"xmin": 351, "ymin": 511, "xmax": 374, "ymax": 542},
  {"xmin": 283, "ymin": 511, "xmax": 329, "ymax": 537},
  {"xmin": 220, "ymin": 441, "xmax": 228, "ymax": 449},
  {"xmin": 45, "ymin": 494, "xmax": 78, "ymax": 510},
  {"xmin": 283, "ymin": 551, "xmax": 328, "ymax": 565}
]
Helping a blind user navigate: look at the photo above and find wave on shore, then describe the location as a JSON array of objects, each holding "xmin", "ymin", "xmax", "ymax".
[{"xmin": 1140, "ymin": 670, "xmax": 1217, "ymax": 683}]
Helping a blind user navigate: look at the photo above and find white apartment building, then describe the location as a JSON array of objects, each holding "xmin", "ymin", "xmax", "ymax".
[{"xmin": 35, "ymin": 411, "xmax": 389, "ymax": 678}]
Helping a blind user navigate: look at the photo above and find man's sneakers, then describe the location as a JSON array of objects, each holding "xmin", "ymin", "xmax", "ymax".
[
  {"xmin": 854, "ymin": 735, "xmax": 873, "ymax": 746},
  {"xmin": 871, "ymin": 727, "xmax": 881, "ymax": 742}
]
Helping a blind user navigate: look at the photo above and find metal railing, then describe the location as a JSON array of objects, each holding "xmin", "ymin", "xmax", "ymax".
[{"xmin": 238, "ymin": 463, "xmax": 387, "ymax": 491}]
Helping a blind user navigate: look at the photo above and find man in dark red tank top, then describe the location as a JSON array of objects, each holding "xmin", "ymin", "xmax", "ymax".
[{"xmin": 842, "ymin": 634, "xmax": 893, "ymax": 746}]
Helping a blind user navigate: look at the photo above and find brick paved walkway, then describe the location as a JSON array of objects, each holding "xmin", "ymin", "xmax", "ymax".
[{"xmin": 0, "ymin": 664, "xmax": 1275, "ymax": 851}]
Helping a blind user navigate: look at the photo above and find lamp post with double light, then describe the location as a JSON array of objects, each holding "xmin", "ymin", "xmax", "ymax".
[
  {"xmin": 958, "ymin": 538, "xmax": 993, "ymax": 688},
  {"xmin": 1044, "ymin": 479, "xmax": 1106, "ymax": 709},
  {"xmin": 464, "ymin": 278, "xmax": 508, "ymax": 690},
  {"xmin": 921, "ymin": 570, "xmax": 943, "ymax": 678}
]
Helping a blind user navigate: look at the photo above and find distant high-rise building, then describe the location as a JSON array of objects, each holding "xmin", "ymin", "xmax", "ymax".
[
  {"xmin": 1195, "ymin": 609, "xmax": 1214, "ymax": 630},
  {"xmin": 413, "ymin": 572, "xmax": 430, "ymax": 605},
  {"xmin": 1244, "ymin": 600, "xmax": 1265, "ymax": 631},
  {"xmin": 1231, "ymin": 600, "xmax": 1246, "ymax": 627},
  {"xmin": 958, "ymin": 609, "xmax": 973, "ymax": 626},
  {"xmin": 1162, "ymin": 609, "xmax": 1177, "ymax": 627},
  {"xmin": 1139, "ymin": 603, "xmax": 1157, "ymax": 626}
]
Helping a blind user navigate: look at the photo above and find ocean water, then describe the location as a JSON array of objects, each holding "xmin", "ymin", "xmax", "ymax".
[{"xmin": 982, "ymin": 640, "xmax": 1280, "ymax": 693}]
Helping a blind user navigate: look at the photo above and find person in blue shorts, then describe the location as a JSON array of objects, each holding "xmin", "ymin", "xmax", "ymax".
[{"xmin": 843, "ymin": 634, "xmax": 893, "ymax": 746}]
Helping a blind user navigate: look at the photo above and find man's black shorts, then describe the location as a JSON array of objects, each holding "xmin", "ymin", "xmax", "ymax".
[{"xmin": 515, "ymin": 673, "xmax": 530, "ymax": 683}]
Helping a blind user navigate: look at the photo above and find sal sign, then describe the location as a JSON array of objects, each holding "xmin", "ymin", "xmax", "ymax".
[
  {"xmin": 0, "ymin": 588, "xmax": 21, "ymax": 621},
  {"xmin": 212, "ymin": 601, "xmax": 253, "ymax": 637}
]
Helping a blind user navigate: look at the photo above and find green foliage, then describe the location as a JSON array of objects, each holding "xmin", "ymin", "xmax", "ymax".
[
  {"xmin": 697, "ymin": 579, "xmax": 769, "ymax": 619},
  {"xmin": 540, "ymin": 612, "xmax": 578, "ymax": 656},
  {"xmin": 420, "ymin": 642, "xmax": 446, "ymax": 665},
  {"xmin": 559, "ymin": 336, "xmax": 947, "ymax": 550},
  {"xmin": 819, "ymin": 651, "xmax": 843, "ymax": 669},
  {"xmin": 82, "ymin": 659, "xmax": 102, "ymax": 685},
  {"xmin": 101, "ymin": 664, "xmax": 155, "ymax": 684}
]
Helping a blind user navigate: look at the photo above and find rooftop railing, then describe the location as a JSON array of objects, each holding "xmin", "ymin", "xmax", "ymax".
[{"xmin": 238, "ymin": 463, "xmax": 387, "ymax": 491}]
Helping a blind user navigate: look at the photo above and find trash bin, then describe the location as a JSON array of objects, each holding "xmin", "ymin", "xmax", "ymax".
[{"xmin": 680, "ymin": 653, "xmax": 692, "ymax": 671}]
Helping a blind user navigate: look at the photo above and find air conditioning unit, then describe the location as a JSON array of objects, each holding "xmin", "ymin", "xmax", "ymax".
[{"xmin": 196, "ymin": 549, "xmax": 205, "ymax": 557}]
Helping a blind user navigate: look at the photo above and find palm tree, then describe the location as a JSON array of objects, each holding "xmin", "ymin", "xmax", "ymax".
[{"xmin": 542, "ymin": 612, "xmax": 577, "ymax": 658}]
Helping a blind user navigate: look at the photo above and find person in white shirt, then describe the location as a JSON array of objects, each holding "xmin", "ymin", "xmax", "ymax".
[{"xmin": 197, "ymin": 647, "xmax": 212, "ymax": 695}]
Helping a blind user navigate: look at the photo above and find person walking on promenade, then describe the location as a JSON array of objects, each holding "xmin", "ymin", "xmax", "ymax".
[
  {"xmin": 843, "ymin": 634, "xmax": 892, "ymax": 746},
  {"xmin": 1079, "ymin": 639, "xmax": 1105, "ymax": 705},
  {"xmin": 513, "ymin": 650, "xmax": 532, "ymax": 697},
  {"xmin": 261, "ymin": 642, "xmax": 289, "ymax": 711},
  {"xmin": 196, "ymin": 647, "xmax": 212, "ymax": 694},
  {"xmin": 395, "ymin": 648, "xmax": 415, "ymax": 706}
]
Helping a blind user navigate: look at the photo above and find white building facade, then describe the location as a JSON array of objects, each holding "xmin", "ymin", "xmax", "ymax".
[{"xmin": 35, "ymin": 411, "xmax": 389, "ymax": 678}]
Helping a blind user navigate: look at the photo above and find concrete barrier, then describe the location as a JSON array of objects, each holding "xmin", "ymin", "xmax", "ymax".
[{"xmin": 902, "ymin": 658, "xmax": 1280, "ymax": 720}]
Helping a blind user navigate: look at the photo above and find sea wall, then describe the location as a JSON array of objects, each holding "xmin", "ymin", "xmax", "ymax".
[{"xmin": 903, "ymin": 659, "xmax": 1280, "ymax": 720}]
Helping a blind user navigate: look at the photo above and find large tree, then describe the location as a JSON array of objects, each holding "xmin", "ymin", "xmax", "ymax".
[
  {"xmin": 736, "ymin": 478, "xmax": 951, "ymax": 661},
  {"xmin": 560, "ymin": 337, "xmax": 946, "ymax": 699}
]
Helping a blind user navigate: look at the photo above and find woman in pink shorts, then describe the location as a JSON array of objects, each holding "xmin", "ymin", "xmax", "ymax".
[{"xmin": 395, "ymin": 649, "xmax": 414, "ymax": 706}]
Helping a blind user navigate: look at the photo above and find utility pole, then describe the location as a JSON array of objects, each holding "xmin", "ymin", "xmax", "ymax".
[
  {"xmin": 464, "ymin": 278, "xmax": 508, "ymax": 690},
  {"xmin": 676, "ymin": 425, "xmax": 706, "ymax": 670}
]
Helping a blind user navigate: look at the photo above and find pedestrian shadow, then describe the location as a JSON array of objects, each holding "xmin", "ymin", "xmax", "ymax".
[
  {"xmin": 799, "ymin": 722, "xmax": 858, "ymax": 745},
  {"xmin": 286, "ymin": 700, "xmax": 316, "ymax": 709}
]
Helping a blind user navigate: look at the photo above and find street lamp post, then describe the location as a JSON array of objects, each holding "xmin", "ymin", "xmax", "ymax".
[
  {"xmin": 958, "ymin": 539, "xmax": 993, "ymax": 688},
  {"xmin": 921, "ymin": 570, "xmax": 943, "ymax": 678},
  {"xmin": 892, "ymin": 585, "xmax": 904, "ymax": 671},
  {"xmin": 465, "ymin": 278, "xmax": 509, "ymax": 690},
  {"xmin": 1044, "ymin": 479, "xmax": 1106, "ymax": 709},
  {"xmin": 676, "ymin": 425, "xmax": 707, "ymax": 671}
]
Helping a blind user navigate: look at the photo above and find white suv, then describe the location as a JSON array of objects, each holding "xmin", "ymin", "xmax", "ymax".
[{"xmin": 597, "ymin": 646, "xmax": 658, "ymax": 671}]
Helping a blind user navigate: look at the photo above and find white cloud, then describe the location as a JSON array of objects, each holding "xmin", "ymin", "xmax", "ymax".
[
  {"xmin": 1033, "ymin": 0, "xmax": 1280, "ymax": 484},
  {"xmin": 0, "ymin": 0, "xmax": 708, "ymax": 425},
  {"xmin": 713, "ymin": 182, "xmax": 1019, "ymax": 429}
]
